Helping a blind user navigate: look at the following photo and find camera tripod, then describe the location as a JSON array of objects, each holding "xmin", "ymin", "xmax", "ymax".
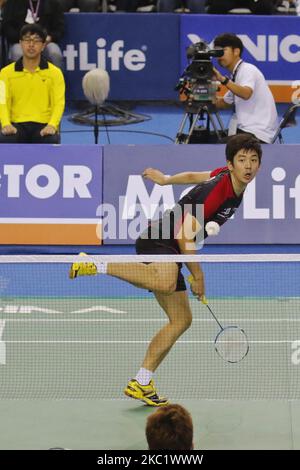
[{"xmin": 175, "ymin": 103, "xmax": 227, "ymax": 144}]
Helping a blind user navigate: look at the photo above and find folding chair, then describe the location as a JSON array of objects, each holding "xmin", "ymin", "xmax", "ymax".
[{"xmin": 271, "ymin": 103, "xmax": 300, "ymax": 144}]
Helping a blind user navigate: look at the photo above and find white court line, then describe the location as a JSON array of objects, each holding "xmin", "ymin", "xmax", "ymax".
[
  {"xmin": 2, "ymin": 318, "xmax": 300, "ymax": 322},
  {"xmin": 4, "ymin": 340, "xmax": 298, "ymax": 344}
]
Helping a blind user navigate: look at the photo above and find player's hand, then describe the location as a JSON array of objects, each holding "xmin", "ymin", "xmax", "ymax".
[
  {"xmin": 142, "ymin": 168, "xmax": 167, "ymax": 185},
  {"xmin": 1, "ymin": 124, "xmax": 17, "ymax": 135},
  {"xmin": 40, "ymin": 125, "xmax": 57, "ymax": 136},
  {"xmin": 190, "ymin": 274, "xmax": 205, "ymax": 301}
]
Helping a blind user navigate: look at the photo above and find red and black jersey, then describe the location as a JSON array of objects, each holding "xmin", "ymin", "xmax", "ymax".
[
  {"xmin": 139, "ymin": 167, "xmax": 243, "ymax": 251},
  {"xmin": 177, "ymin": 167, "xmax": 243, "ymax": 234}
]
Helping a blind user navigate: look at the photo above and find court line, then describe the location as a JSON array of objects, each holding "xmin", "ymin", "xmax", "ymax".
[
  {"xmin": 4, "ymin": 340, "xmax": 298, "ymax": 344},
  {"xmin": 2, "ymin": 318, "xmax": 300, "ymax": 322}
]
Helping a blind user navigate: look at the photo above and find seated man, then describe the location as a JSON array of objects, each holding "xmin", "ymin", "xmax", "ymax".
[
  {"xmin": 213, "ymin": 33, "xmax": 278, "ymax": 143},
  {"xmin": 0, "ymin": 23, "xmax": 65, "ymax": 144},
  {"xmin": 2, "ymin": 0, "xmax": 64, "ymax": 69}
]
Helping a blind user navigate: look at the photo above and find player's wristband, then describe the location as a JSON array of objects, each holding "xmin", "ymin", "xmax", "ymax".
[{"xmin": 221, "ymin": 76, "xmax": 230, "ymax": 86}]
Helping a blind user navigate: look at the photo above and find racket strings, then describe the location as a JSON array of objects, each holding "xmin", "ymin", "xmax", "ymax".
[{"xmin": 215, "ymin": 327, "xmax": 249, "ymax": 363}]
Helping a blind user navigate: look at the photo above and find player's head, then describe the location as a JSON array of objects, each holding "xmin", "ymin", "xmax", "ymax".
[
  {"xmin": 226, "ymin": 134, "xmax": 262, "ymax": 165},
  {"xmin": 226, "ymin": 134, "xmax": 261, "ymax": 187},
  {"xmin": 146, "ymin": 404, "xmax": 194, "ymax": 450}
]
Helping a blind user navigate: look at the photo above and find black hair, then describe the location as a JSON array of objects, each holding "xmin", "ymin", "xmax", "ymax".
[
  {"xmin": 226, "ymin": 134, "xmax": 262, "ymax": 164},
  {"xmin": 20, "ymin": 24, "xmax": 47, "ymax": 42},
  {"xmin": 214, "ymin": 33, "xmax": 244, "ymax": 56}
]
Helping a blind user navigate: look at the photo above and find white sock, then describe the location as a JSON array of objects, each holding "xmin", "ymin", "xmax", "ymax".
[
  {"xmin": 135, "ymin": 368, "xmax": 153, "ymax": 386},
  {"xmin": 94, "ymin": 261, "xmax": 107, "ymax": 274}
]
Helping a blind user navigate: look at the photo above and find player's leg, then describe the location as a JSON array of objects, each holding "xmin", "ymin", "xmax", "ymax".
[
  {"xmin": 142, "ymin": 289, "xmax": 192, "ymax": 371},
  {"xmin": 125, "ymin": 288, "xmax": 193, "ymax": 406},
  {"xmin": 70, "ymin": 258, "xmax": 178, "ymax": 295},
  {"xmin": 107, "ymin": 262, "xmax": 178, "ymax": 294}
]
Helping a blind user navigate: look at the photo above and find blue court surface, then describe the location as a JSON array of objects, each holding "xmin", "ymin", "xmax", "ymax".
[{"xmin": 60, "ymin": 102, "xmax": 300, "ymax": 145}]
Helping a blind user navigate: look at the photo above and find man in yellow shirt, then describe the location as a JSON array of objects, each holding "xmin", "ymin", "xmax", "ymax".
[{"xmin": 0, "ymin": 23, "xmax": 65, "ymax": 143}]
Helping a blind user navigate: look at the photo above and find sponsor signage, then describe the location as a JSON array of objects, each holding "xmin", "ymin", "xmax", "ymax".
[
  {"xmin": 61, "ymin": 13, "xmax": 179, "ymax": 100},
  {"xmin": 60, "ymin": 13, "xmax": 299, "ymax": 102},
  {"xmin": 103, "ymin": 144, "xmax": 300, "ymax": 244},
  {"xmin": 0, "ymin": 145, "xmax": 102, "ymax": 245},
  {"xmin": 1, "ymin": 144, "xmax": 299, "ymax": 245}
]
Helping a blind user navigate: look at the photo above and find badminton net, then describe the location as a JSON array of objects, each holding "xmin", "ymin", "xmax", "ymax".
[{"xmin": 0, "ymin": 253, "xmax": 299, "ymax": 400}]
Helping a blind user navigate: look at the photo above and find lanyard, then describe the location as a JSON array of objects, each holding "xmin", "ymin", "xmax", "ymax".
[
  {"xmin": 29, "ymin": 0, "xmax": 41, "ymax": 23},
  {"xmin": 232, "ymin": 60, "xmax": 243, "ymax": 82}
]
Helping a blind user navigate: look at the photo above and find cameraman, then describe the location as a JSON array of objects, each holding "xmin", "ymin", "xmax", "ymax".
[{"xmin": 213, "ymin": 33, "xmax": 278, "ymax": 143}]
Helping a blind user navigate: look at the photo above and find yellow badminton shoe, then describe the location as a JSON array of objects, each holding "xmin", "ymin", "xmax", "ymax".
[
  {"xmin": 69, "ymin": 252, "xmax": 97, "ymax": 279},
  {"xmin": 124, "ymin": 379, "xmax": 169, "ymax": 407}
]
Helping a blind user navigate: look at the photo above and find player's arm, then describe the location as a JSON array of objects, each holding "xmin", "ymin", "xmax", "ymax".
[
  {"xmin": 176, "ymin": 213, "xmax": 205, "ymax": 299},
  {"xmin": 143, "ymin": 168, "xmax": 211, "ymax": 185}
]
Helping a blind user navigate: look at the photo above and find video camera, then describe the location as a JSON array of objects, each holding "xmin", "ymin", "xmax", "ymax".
[{"xmin": 176, "ymin": 39, "xmax": 224, "ymax": 110}]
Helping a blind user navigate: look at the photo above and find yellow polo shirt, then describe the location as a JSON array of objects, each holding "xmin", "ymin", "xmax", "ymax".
[{"xmin": 0, "ymin": 57, "xmax": 65, "ymax": 129}]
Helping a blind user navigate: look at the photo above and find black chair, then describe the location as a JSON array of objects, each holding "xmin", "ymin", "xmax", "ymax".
[{"xmin": 271, "ymin": 103, "xmax": 300, "ymax": 144}]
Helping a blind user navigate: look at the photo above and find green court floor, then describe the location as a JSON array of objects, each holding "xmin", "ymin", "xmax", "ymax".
[{"xmin": 1, "ymin": 296, "xmax": 300, "ymax": 448}]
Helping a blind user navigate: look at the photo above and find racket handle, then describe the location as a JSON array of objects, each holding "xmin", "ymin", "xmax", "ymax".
[{"xmin": 187, "ymin": 275, "xmax": 208, "ymax": 304}]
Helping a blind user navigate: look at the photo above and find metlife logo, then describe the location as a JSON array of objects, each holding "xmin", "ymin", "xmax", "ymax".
[{"xmin": 63, "ymin": 38, "xmax": 147, "ymax": 72}]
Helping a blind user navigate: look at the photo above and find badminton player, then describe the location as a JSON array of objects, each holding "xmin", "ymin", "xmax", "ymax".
[{"xmin": 69, "ymin": 134, "xmax": 262, "ymax": 406}]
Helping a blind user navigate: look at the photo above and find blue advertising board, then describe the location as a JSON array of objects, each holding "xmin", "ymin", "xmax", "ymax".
[
  {"xmin": 1, "ymin": 143, "xmax": 299, "ymax": 245},
  {"xmin": 0, "ymin": 145, "xmax": 102, "ymax": 245},
  {"xmin": 103, "ymin": 144, "xmax": 300, "ymax": 244},
  {"xmin": 61, "ymin": 13, "xmax": 180, "ymax": 101},
  {"xmin": 180, "ymin": 14, "xmax": 300, "ymax": 101},
  {"xmin": 60, "ymin": 13, "xmax": 300, "ymax": 102}
]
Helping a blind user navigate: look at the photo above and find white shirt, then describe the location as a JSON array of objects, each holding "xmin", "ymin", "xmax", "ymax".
[{"xmin": 223, "ymin": 60, "xmax": 278, "ymax": 143}]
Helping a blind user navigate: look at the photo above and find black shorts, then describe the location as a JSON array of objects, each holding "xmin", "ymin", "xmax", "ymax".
[{"xmin": 135, "ymin": 236, "xmax": 186, "ymax": 292}]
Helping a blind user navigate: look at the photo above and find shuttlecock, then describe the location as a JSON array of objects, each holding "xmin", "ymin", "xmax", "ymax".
[{"xmin": 205, "ymin": 221, "xmax": 220, "ymax": 236}]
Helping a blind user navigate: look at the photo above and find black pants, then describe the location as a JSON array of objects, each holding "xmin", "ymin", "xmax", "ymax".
[
  {"xmin": 0, "ymin": 122, "xmax": 60, "ymax": 144},
  {"xmin": 207, "ymin": 0, "xmax": 275, "ymax": 14}
]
